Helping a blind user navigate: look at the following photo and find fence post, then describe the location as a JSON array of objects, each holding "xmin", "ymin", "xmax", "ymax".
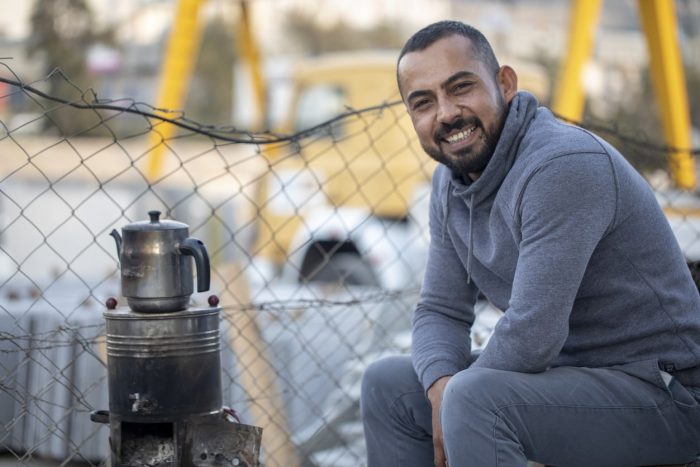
[{"xmin": 219, "ymin": 260, "xmax": 301, "ymax": 467}]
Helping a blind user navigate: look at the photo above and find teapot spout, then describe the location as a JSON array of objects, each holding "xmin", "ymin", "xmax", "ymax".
[{"xmin": 109, "ymin": 229, "xmax": 122, "ymax": 262}]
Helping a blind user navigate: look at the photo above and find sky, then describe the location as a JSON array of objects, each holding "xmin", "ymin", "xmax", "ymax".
[{"xmin": 0, "ymin": 0, "xmax": 447, "ymax": 42}]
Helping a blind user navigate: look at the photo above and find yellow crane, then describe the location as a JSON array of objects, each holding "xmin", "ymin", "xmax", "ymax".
[
  {"xmin": 145, "ymin": 0, "xmax": 266, "ymax": 181},
  {"xmin": 142, "ymin": 3, "xmax": 298, "ymax": 467},
  {"xmin": 553, "ymin": 0, "xmax": 696, "ymax": 190},
  {"xmin": 149, "ymin": 0, "xmax": 696, "ymax": 190}
]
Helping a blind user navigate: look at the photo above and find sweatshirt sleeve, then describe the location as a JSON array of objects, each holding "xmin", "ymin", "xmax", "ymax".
[
  {"xmin": 412, "ymin": 169, "xmax": 478, "ymax": 393},
  {"xmin": 472, "ymin": 153, "xmax": 616, "ymax": 373}
]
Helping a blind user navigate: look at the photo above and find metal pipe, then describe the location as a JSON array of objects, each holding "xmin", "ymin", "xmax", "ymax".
[
  {"xmin": 552, "ymin": 0, "xmax": 603, "ymax": 121},
  {"xmin": 638, "ymin": 0, "xmax": 696, "ymax": 190}
]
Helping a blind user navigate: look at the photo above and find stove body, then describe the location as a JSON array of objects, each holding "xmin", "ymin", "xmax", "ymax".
[
  {"xmin": 98, "ymin": 305, "xmax": 261, "ymax": 467},
  {"xmin": 95, "ymin": 213, "xmax": 262, "ymax": 466}
]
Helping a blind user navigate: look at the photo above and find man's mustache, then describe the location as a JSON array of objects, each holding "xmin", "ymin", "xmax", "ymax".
[{"xmin": 434, "ymin": 117, "xmax": 481, "ymax": 140}]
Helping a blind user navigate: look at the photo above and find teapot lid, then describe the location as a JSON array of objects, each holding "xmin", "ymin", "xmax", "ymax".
[{"xmin": 122, "ymin": 211, "xmax": 188, "ymax": 231}]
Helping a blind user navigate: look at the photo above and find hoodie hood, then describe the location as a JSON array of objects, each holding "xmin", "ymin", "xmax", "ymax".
[
  {"xmin": 449, "ymin": 91, "xmax": 539, "ymax": 201},
  {"xmin": 440, "ymin": 91, "xmax": 539, "ymax": 282}
]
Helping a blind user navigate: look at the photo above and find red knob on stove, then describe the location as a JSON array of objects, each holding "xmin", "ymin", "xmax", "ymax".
[
  {"xmin": 106, "ymin": 297, "xmax": 118, "ymax": 310},
  {"xmin": 208, "ymin": 295, "xmax": 220, "ymax": 307}
]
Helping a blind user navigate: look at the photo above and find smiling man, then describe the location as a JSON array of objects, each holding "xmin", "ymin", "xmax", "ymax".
[{"xmin": 361, "ymin": 20, "xmax": 700, "ymax": 466}]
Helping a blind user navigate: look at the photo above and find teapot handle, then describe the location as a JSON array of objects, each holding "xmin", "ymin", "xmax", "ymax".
[{"xmin": 178, "ymin": 238, "xmax": 211, "ymax": 293}]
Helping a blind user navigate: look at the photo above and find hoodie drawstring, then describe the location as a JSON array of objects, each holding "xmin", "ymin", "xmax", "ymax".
[
  {"xmin": 441, "ymin": 179, "xmax": 451, "ymax": 242},
  {"xmin": 442, "ymin": 180, "xmax": 474, "ymax": 284},
  {"xmin": 466, "ymin": 193, "xmax": 474, "ymax": 284}
]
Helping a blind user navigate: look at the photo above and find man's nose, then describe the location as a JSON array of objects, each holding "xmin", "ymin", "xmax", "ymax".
[{"xmin": 436, "ymin": 96, "xmax": 461, "ymax": 124}]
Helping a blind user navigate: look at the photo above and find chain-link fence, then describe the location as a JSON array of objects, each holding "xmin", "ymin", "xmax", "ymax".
[{"xmin": 1, "ymin": 63, "xmax": 699, "ymax": 466}]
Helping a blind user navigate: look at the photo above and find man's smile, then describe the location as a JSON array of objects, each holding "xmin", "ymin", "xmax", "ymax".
[
  {"xmin": 437, "ymin": 123, "xmax": 480, "ymax": 153},
  {"xmin": 445, "ymin": 126, "xmax": 475, "ymax": 143}
]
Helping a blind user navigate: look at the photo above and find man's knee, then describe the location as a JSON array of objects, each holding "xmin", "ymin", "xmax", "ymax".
[
  {"xmin": 442, "ymin": 367, "xmax": 510, "ymax": 415},
  {"xmin": 361, "ymin": 355, "xmax": 418, "ymax": 415}
]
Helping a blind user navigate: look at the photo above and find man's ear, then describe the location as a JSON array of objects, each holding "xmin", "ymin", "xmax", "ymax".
[{"xmin": 497, "ymin": 65, "xmax": 518, "ymax": 103}]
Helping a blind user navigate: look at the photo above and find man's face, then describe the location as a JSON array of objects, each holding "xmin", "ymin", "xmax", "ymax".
[{"xmin": 398, "ymin": 34, "xmax": 514, "ymax": 179}]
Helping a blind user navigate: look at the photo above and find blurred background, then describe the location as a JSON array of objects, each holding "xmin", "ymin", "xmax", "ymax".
[
  {"xmin": 1, "ymin": 0, "xmax": 697, "ymax": 139},
  {"xmin": 0, "ymin": 0, "xmax": 699, "ymax": 466}
]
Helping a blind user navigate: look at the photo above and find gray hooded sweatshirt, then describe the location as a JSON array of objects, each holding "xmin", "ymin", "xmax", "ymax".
[{"xmin": 413, "ymin": 91, "xmax": 700, "ymax": 393}]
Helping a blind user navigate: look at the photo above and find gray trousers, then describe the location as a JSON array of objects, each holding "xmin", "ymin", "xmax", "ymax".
[{"xmin": 361, "ymin": 355, "xmax": 700, "ymax": 467}]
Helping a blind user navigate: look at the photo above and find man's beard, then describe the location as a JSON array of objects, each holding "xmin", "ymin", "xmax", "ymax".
[{"xmin": 423, "ymin": 97, "xmax": 508, "ymax": 179}]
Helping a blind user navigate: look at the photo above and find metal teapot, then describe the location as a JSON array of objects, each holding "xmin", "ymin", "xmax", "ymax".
[{"xmin": 110, "ymin": 210, "xmax": 210, "ymax": 312}]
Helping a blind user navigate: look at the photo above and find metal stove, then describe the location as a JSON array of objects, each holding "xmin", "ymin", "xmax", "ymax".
[{"xmin": 92, "ymin": 211, "xmax": 262, "ymax": 466}]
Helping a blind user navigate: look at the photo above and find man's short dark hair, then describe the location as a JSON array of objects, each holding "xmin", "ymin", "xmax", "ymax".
[{"xmin": 397, "ymin": 20, "xmax": 501, "ymax": 90}]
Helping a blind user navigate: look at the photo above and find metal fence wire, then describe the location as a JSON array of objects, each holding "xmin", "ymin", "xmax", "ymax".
[{"xmin": 1, "ymin": 63, "xmax": 700, "ymax": 466}]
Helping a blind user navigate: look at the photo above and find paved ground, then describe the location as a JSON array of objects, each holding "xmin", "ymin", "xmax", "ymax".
[{"xmin": 0, "ymin": 452, "xmax": 97, "ymax": 466}]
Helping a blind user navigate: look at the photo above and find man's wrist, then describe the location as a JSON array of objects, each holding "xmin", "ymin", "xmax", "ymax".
[
  {"xmin": 427, "ymin": 375, "xmax": 452, "ymax": 405},
  {"xmin": 420, "ymin": 361, "xmax": 462, "ymax": 395}
]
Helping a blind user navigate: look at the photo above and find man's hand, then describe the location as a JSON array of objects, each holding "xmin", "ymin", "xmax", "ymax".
[{"xmin": 427, "ymin": 375, "xmax": 452, "ymax": 467}]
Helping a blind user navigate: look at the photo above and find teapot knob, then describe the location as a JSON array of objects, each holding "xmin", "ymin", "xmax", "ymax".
[{"xmin": 148, "ymin": 210, "xmax": 161, "ymax": 223}]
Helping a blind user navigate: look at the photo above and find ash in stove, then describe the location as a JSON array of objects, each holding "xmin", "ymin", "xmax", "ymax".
[{"xmin": 121, "ymin": 422, "xmax": 175, "ymax": 466}]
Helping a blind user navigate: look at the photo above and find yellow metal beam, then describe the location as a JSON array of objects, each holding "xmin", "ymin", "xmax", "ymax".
[
  {"xmin": 237, "ymin": 0, "xmax": 267, "ymax": 130},
  {"xmin": 552, "ymin": 0, "xmax": 603, "ymax": 121},
  {"xmin": 146, "ymin": 0, "xmax": 205, "ymax": 181},
  {"xmin": 638, "ymin": 0, "xmax": 696, "ymax": 190}
]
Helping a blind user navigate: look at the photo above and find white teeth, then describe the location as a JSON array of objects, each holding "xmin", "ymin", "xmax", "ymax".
[{"xmin": 446, "ymin": 127, "xmax": 475, "ymax": 143}]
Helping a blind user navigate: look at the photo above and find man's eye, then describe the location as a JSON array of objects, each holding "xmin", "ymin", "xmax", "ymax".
[
  {"xmin": 453, "ymin": 82, "xmax": 473, "ymax": 92},
  {"xmin": 413, "ymin": 99, "xmax": 430, "ymax": 110}
]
